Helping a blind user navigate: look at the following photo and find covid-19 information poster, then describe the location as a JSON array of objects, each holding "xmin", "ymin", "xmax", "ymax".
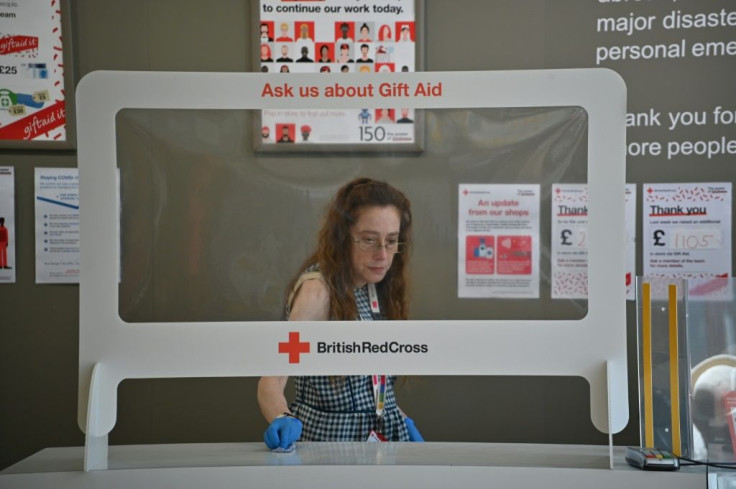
[
  {"xmin": 0, "ymin": 2, "xmax": 67, "ymax": 141},
  {"xmin": 35, "ymin": 168, "xmax": 79, "ymax": 283},
  {"xmin": 458, "ymin": 184, "xmax": 540, "ymax": 299},
  {"xmin": 550, "ymin": 184, "xmax": 637, "ymax": 301},
  {"xmin": 643, "ymin": 183, "xmax": 732, "ymax": 292},
  {"xmin": 0, "ymin": 166, "xmax": 15, "ymax": 283},
  {"xmin": 258, "ymin": 0, "xmax": 417, "ymax": 146}
]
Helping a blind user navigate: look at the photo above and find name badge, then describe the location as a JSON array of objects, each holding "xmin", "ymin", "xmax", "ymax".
[{"xmin": 366, "ymin": 430, "xmax": 386, "ymax": 442}]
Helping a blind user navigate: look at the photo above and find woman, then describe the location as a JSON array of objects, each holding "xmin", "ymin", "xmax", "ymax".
[
  {"xmin": 297, "ymin": 23, "xmax": 313, "ymax": 42},
  {"xmin": 258, "ymin": 178, "xmax": 424, "ymax": 449},
  {"xmin": 260, "ymin": 43, "xmax": 273, "ymax": 63},
  {"xmin": 399, "ymin": 25, "xmax": 412, "ymax": 41},
  {"xmin": 318, "ymin": 44, "xmax": 333, "ymax": 63},
  {"xmin": 357, "ymin": 23, "xmax": 372, "ymax": 42},
  {"xmin": 376, "ymin": 108, "xmax": 393, "ymax": 123},
  {"xmin": 276, "ymin": 22, "xmax": 293, "ymax": 42},
  {"xmin": 337, "ymin": 43, "xmax": 353, "ymax": 63},
  {"xmin": 378, "ymin": 24, "xmax": 392, "ymax": 42}
]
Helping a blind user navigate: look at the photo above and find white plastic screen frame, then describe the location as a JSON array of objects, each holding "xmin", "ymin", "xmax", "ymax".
[{"xmin": 77, "ymin": 70, "xmax": 627, "ymax": 465}]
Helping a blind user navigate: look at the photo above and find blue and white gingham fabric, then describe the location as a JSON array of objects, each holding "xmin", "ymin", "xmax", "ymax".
[{"xmin": 286, "ymin": 268, "xmax": 410, "ymax": 441}]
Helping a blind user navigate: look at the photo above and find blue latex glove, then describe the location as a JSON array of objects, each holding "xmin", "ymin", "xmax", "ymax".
[
  {"xmin": 264, "ymin": 415, "xmax": 303, "ymax": 450},
  {"xmin": 404, "ymin": 417, "xmax": 424, "ymax": 442}
]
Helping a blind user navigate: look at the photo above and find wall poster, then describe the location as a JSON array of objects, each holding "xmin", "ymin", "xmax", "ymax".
[
  {"xmin": 35, "ymin": 167, "xmax": 79, "ymax": 283},
  {"xmin": 551, "ymin": 184, "xmax": 637, "ymax": 301},
  {"xmin": 458, "ymin": 184, "xmax": 541, "ymax": 299},
  {"xmin": 0, "ymin": 0, "xmax": 72, "ymax": 146},
  {"xmin": 643, "ymin": 182, "xmax": 732, "ymax": 299},
  {"xmin": 0, "ymin": 166, "xmax": 14, "ymax": 283},
  {"xmin": 255, "ymin": 0, "xmax": 423, "ymax": 151}
]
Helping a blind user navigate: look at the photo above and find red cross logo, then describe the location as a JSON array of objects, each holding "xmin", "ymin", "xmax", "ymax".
[{"xmin": 279, "ymin": 331, "xmax": 310, "ymax": 364}]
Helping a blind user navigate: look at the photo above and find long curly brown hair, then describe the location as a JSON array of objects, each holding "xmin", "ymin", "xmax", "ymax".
[{"xmin": 287, "ymin": 177, "xmax": 412, "ymax": 320}]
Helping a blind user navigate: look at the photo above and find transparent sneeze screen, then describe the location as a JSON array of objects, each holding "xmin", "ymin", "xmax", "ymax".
[
  {"xmin": 116, "ymin": 107, "xmax": 589, "ymax": 324},
  {"xmin": 687, "ymin": 277, "xmax": 736, "ymax": 464},
  {"xmin": 636, "ymin": 277, "xmax": 736, "ymax": 463}
]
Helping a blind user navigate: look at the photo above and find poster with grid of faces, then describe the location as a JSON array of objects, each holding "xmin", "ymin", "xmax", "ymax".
[{"xmin": 258, "ymin": 0, "xmax": 417, "ymax": 146}]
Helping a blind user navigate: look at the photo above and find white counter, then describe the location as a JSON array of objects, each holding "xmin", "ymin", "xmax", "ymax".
[{"xmin": 0, "ymin": 442, "xmax": 705, "ymax": 489}]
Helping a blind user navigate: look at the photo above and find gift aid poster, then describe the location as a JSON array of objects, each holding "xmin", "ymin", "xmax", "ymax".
[
  {"xmin": 0, "ymin": 2, "xmax": 66, "ymax": 141},
  {"xmin": 258, "ymin": 0, "xmax": 416, "ymax": 145},
  {"xmin": 643, "ymin": 182, "xmax": 732, "ymax": 299},
  {"xmin": 458, "ymin": 184, "xmax": 540, "ymax": 299}
]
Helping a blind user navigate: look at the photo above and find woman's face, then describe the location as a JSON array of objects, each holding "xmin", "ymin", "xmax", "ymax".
[
  {"xmin": 349, "ymin": 205, "xmax": 401, "ymax": 288},
  {"xmin": 321, "ymin": 46, "xmax": 329, "ymax": 57},
  {"xmin": 260, "ymin": 45, "xmax": 269, "ymax": 57}
]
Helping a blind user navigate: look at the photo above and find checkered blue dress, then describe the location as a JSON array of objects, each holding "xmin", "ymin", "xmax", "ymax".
[{"xmin": 287, "ymin": 270, "xmax": 410, "ymax": 442}]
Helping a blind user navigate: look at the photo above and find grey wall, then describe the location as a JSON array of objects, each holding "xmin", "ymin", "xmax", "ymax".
[{"xmin": 2, "ymin": 0, "xmax": 734, "ymax": 470}]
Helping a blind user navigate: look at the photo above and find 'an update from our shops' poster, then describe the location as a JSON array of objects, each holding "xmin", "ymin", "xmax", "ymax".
[
  {"xmin": 35, "ymin": 168, "xmax": 79, "ymax": 283},
  {"xmin": 643, "ymin": 183, "xmax": 732, "ymax": 298},
  {"xmin": 0, "ymin": 166, "xmax": 15, "ymax": 283},
  {"xmin": 551, "ymin": 184, "xmax": 637, "ymax": 300},
  {"xmin": 0, "ymin": 2, "xmax": 67, "ymax": 141},
  {"xmin": 458, "ymin": 184, "xmax": 540, "ymax": 299},
  {"xmin": 258, "ymin": 0, "xmax": 417, "ymax": 146}
]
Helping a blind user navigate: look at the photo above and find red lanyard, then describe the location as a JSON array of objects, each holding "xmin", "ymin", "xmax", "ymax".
[
  {"xmin": 367, "ymin": 286, "xmax": 385, "ymax": 418},
  {"xmin": 366, "ymin": 285, "xmax": 386, "ymax": 436}
]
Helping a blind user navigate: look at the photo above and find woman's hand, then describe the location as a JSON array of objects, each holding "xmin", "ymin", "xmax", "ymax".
[
  {"xmin": 264, "ymin": 414, "xmax": 303, "ymax": 449},
  {"xmin": 404, "ymin": 417, "xmax": 424, "ymax": 442}
]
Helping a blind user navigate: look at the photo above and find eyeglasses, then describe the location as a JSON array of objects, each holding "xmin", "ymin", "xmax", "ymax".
[{"xmin": 351, "ymin": 236, "xmax": 404, "ymax": 254}]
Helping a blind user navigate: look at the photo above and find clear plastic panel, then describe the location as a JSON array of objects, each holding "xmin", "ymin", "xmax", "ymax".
[
  {"xmin": 637, "ymin": 276, "xmax": 736, "ymax": 463},
  {"xmin": 687, "ymin": 277, "xmax": 736, "ymax": 464},
  {"xmin": 635, "ymin": 277, "xmax": 693, "ymax": 458},
  {"xmin": 115, "ymin": 107, "xmax": 589, "ymax": 323}
]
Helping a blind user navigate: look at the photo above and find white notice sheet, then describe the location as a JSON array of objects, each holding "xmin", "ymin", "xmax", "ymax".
[
  {"xmin": 551, "ymin": 184, "xmax": 637, "ymax": 300},
  {"xmin": 458, "ymin": 184, "xmax": 540, "ymax": 298},
  {"xmin": 0, "ymin": 166, "xmax": 15, "ymax": 282},
  {"xmin": 35, "ymin": 168, "xmax": 79, "ymax": 283},
  {"xmin": 643, "ymin": 182, "xmax": 731, "ymax": 299}
]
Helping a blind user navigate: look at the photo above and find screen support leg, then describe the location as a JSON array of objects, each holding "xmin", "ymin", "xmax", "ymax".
[
  {"xmin": 606, "ymin": 360, "xmax": 614, "ymax": 469},
  {"xmin": 84, "ymin": 362, "xmax": 109, "ymax": 471}
]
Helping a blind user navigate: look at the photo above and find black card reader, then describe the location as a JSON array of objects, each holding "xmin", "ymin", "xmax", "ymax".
[{"xmin": 625, "ymin": 447, "xmax": 680, "ymax": 470}]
